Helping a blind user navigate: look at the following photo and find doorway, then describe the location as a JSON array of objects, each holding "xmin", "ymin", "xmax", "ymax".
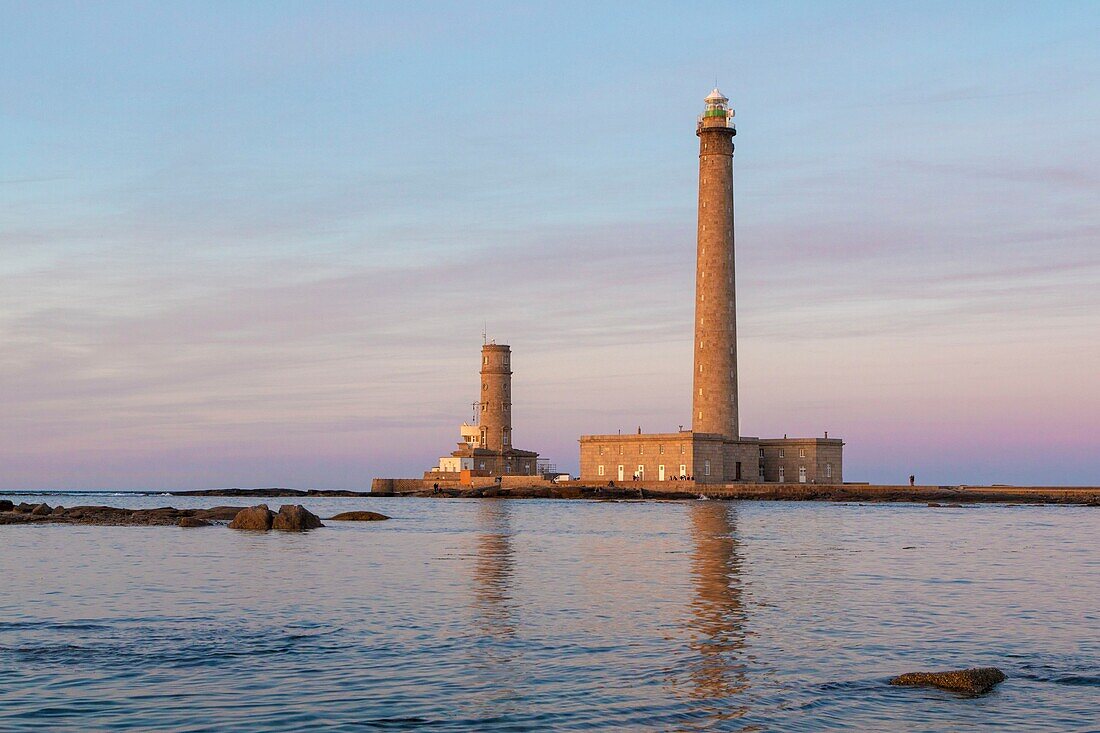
[{"xmin": 658, "ymin": 465, "xmax": 665, "ymax": 481}]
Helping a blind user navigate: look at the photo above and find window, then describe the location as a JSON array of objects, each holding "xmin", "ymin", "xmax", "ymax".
[
  {"xmin": 619, "ymin": 445, "xmax": 623, "ymax": 455},
  {"xmin": 598, "ymin": 465, "xmax": 605, "ymax": 476},
  {"xmin": 481, "ymin": 403, "xmax": 487, "ymax": 412},
  {"xmin": 759, "ymin": 463, "xmax": 765, "ymax": 478},
  {"xmin": 598, "ymin": 445, "xmax": 604, "ymax": 456},
  {"xmin": 482, "ymin": 382, "xmax": 486, "ymax": 391},
  {"xmin": 637, "ymin": 465, "xmax": 645, "ymax": 479},
  {"xmin": 659, "ymin": 444, "xmax": 664, "ymax": 454},
  {"xmin": 479, "ymin": 462, "xmax": 486, "ymax": 470},
  {"xmin": 639, "ymin": 445, "xmax": 644, "ymax": 455},
  {"xmin": 483, "ymin": 356, "xmax": 488, "ymax": 365},
  {"xmin": 704, "ymin": 460, "xmax": 711, "ymax": 476},
  {"xmin": 680, "ymin": 444, "xmax": 685, "ymax": 454},
  {"xmin": 779, "ymin": 466, "xmax": 785, "ymax": 482},
  {"xmin": 826, "ymin": 463, "xmax": 832, "ymax": 479},
  {"xmin": 798, "ymin": 466, "xmax": 807, "ymax": 483},
  {"xmin": 779, "ymin": 449, "xmax": 785, "ymax": 459},
  {"xmin": 799, "ymin": 448, "xmax": 806, "ymax": 458},
  {"xmin": 680, "ymin": 464, "xmax": 687, "ymax": 478},
  {"xmin": 759, "ymin": 447, "xmax": 764, "ymax": 459}
]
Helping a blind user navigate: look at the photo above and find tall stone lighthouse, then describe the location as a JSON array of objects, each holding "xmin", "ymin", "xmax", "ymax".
[
  {"xmin": 578, "ymin": 88, "xmax": 845, "ymax": 486},
  {"xmin": 692, "ymin": 88, "xmax": 738, "ymax": 440}
]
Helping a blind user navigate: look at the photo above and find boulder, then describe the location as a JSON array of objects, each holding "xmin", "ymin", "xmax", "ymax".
[
  {"xmin": 0, "ymin": 500, "xmax": 13, "ymax": 511},
  {"xmin": 272, "ymin": 504, "xmax": 323, "ymax": 531},
  {"xmin": 14, "ymin": 502, "xmax": 34, "ymax": 513},
  {"xmin": 228, "ymin": 505, "xmax": 274, "ymax": 531},
  {"xmin": 31, "ymin": 503, "xmax": 52, "ymax": 516},
  {"xmin": 195, "ymin": 506, "xmax": 248, "ymax": 521},
  {"xmin": 890, "ymin": 667, "xmax": 1006, "ymax": 695},
  {"xmin": 329, "ymin": 511, "xmax": 390, "ymax": 521},
  {"xmin": 178, "ymin": 517, "xmax": 211, "ymax": 528}
]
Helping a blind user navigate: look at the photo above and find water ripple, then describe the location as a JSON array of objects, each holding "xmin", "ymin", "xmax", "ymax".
[{"xmin": 0, "ymin": 496, "xmax": 1096, "ymax": 731}]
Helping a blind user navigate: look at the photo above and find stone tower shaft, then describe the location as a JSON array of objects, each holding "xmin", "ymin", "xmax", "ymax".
[
  {"xmin": 479, "ymin": 343, "xmax": 512, "ymax": 452},
  {"xmin": 692, "ymin": 88, "xmax": 738, "ymax": 439}
]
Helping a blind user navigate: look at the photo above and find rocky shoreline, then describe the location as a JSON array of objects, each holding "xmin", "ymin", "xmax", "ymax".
[
  {"xmin": 0, "ymin": 501, "xmax": 391, "ymax": 528},
  {"xmin": 170, "ymin": 488, "xmax": 373, "ymax": 497},
  {"xmin": 6, "ymin": 483, "xmax": 1097, "ymax": 509},
  {"xmin": 378, "ymin": 484, "xmax": 1100, "ymax": 505},
  {"xmin": 0, "ymin": 502, "xmax": 246, "ymax": 526}
]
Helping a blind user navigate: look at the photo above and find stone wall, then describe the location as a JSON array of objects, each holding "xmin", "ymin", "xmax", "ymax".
[
  {"xmin": 759, "ymin": 438, "xmax": 843, "ymax": 484},
  {"xmin": 579, "ymin": 432, "xmax": 762, "ymax": 485},
  {"xmin": 371, "ymin": 478, "xmax": 426, "ymax": 495},
  {"xmin": 723, "ymin": 439, "xmax": 761, "ymax": 483},
  {"xmin": 580, "ymin": 432, "xmax": 695, "ymax": 482}
]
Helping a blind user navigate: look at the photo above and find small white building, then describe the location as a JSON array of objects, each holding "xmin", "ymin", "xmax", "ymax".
[{"xmin": 434, "ymin": 423, "xmax": 481, "ymax": 473}]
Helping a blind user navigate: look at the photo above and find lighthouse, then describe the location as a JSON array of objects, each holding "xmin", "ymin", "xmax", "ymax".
[
  {"xmin": 578, "ymin": 87, "xmax": 843, "ymax": 486},
  {"xmin": 692, "ymin": 88, "xmax": 739, "ymax": 440}
]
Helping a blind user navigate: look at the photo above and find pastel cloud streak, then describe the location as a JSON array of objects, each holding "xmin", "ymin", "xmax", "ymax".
[{"xmin": 1, "ymin": 1, "xmax": 1097, "ymax": 488}]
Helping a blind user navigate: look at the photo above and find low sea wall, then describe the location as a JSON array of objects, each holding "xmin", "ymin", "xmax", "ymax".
[{"xmin": 371, "ymin": 478, "xmax": 1100, "ymax": 505}]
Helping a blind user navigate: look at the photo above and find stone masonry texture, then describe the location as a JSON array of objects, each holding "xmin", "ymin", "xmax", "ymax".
[{"xmin": 693, "ymin": 110, "xmax": 738, "ymax": 439}]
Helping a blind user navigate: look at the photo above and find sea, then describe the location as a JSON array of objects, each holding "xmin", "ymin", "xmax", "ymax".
[{"xmin": 1, "ymin": 493, "xmax": 1096, "ymax": 731}]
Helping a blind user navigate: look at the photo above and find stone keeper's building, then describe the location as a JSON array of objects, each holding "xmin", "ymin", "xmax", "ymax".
[{"xmin": 578, "ymin": 89, "xmax": 843, "ymax": 485}]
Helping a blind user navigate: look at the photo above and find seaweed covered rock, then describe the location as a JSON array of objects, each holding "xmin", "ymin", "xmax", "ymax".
[
  {"xmin": 228, "ymin": 505, "xmax": 275, "ymax": 531},
  {"xmin": 890, "ymin": 667, "xmax": 1006, "ymax": 695},
  {"xmin": 178, "ymin": 517, "xmax": 211, "ymax": 528},
  {"xmin": 329, "ymin": 511, "xmax": 390, "ymax": 521},
  {"xmin": 271, "ymin": 504, "xmax": 323, "ymax": 531},
  {"xmin": 194, "ymin": 506, "xmax": 248, "ymax": 521}
]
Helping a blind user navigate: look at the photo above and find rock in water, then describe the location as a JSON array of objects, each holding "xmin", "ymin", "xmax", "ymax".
[
  {"xmin": 890, "ymin": 667, "xmax": 1006, "ymax": 695},
  {"xmin": 195, "ymin": 506, "xmax": 247, "ymax": 521},
  {"xmin": 178, "ymin": 517, "xmax": 211, "ymax": 528},
  {"xmin": 0, "ymin": 500, "xmax": 13, "ymax": 511},
  {"xmin": 229, "ymin": 505, "xmax": 274, "ymax": 531},
  {"xmin": 271, "ymin": 504, "xmax": 323, "ymax": 531},
  {"xmin": 31, "ymin": 503, "xmax": 52, "ymax": 516},
  {"xmin": 329, "ymin": 511, "xmax": 390, "ymax": 521}
]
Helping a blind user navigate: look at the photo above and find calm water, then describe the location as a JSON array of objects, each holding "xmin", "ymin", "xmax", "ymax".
[{"xmin": 1, "ymin": 494, "xmax": 1097, "ymax": 732}]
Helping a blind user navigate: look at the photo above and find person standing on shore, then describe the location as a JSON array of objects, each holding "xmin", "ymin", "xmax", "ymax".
[{"xmin": 909, "ymin": 475, "xmax": 915, "ymax": 486}]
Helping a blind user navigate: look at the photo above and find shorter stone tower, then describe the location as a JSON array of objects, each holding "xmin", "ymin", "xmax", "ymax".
[
  {"xmin": 479, "ymin": 343, "xmax": 512, "ymax": 452},
  {"xmin": 427, "ymin": 341, "xmax": 541, "ymax": 478}
]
